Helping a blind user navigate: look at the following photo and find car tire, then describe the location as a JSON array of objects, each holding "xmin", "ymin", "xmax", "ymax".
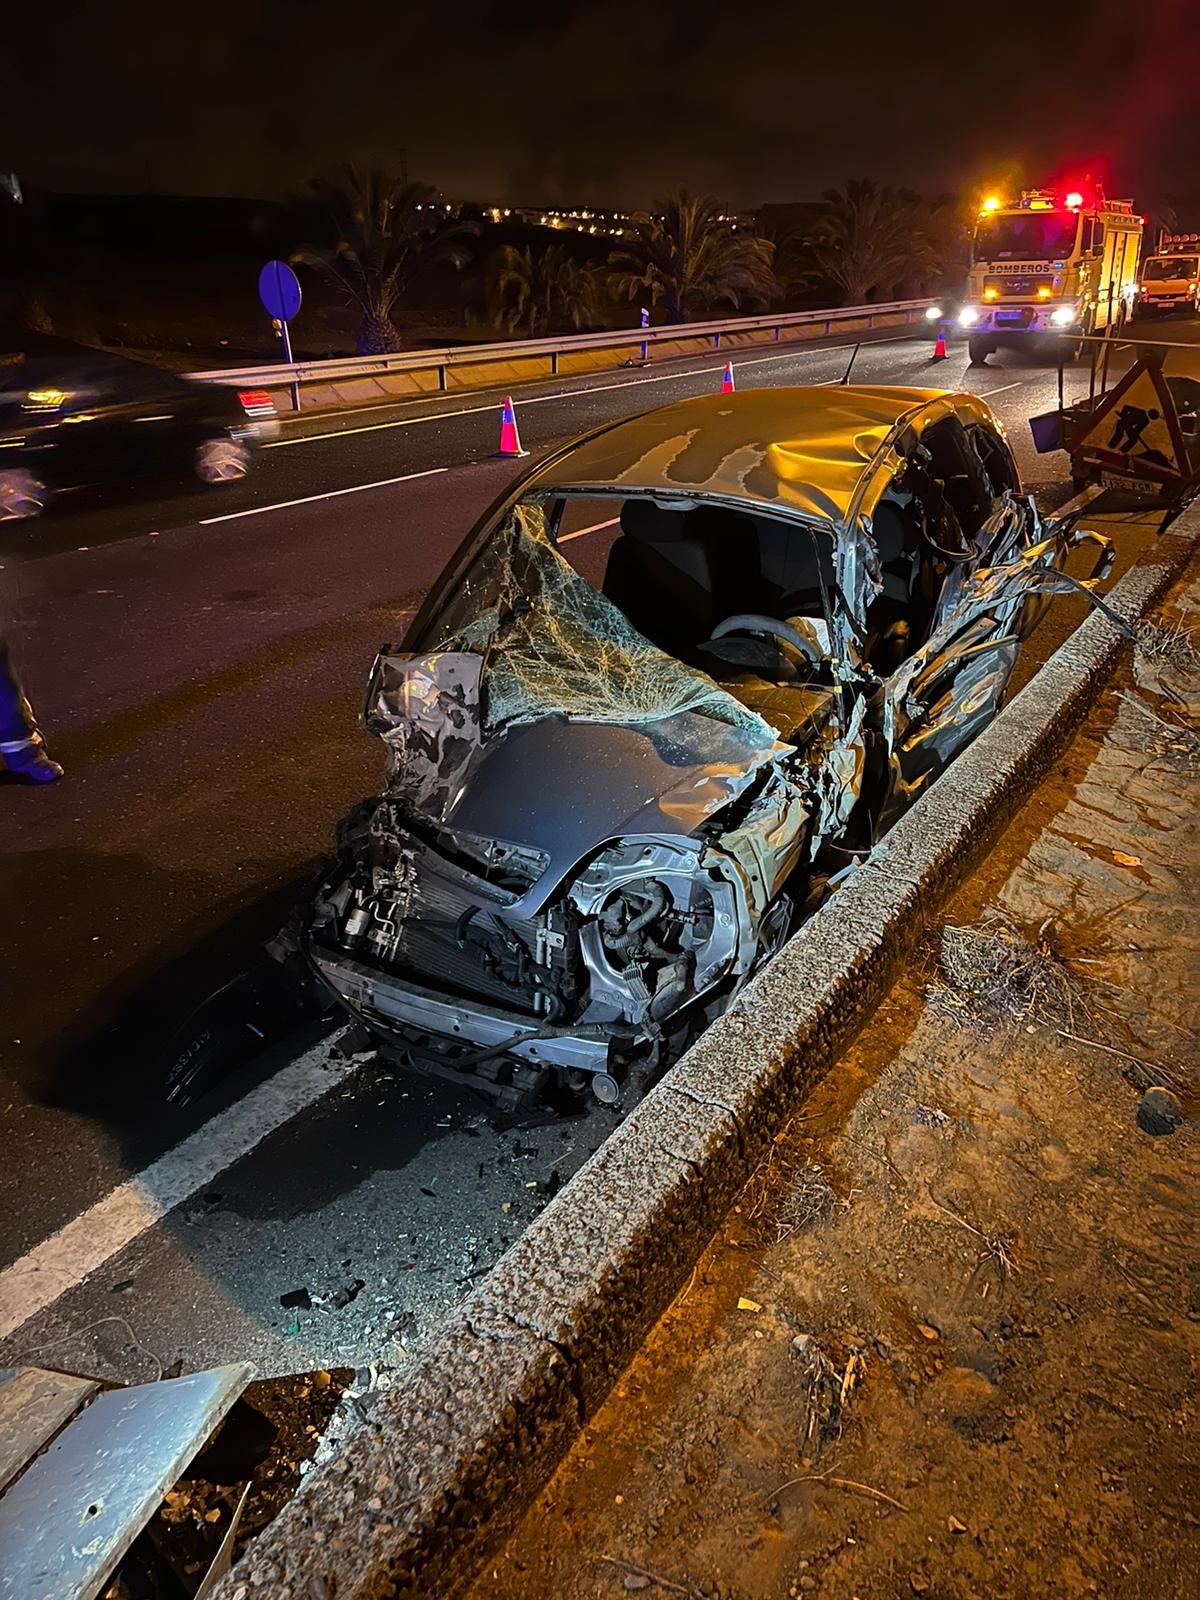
[
  {"xmin": 195, "ymin": 437, "xmax": 250, "ymax": 485},
  {"xmin": 967, "ymin": 336, "xmax": 995, "ymax": 366},
  {"xmin": 0, "ymin": 468, "xmax": 48, "ymax": 520}
]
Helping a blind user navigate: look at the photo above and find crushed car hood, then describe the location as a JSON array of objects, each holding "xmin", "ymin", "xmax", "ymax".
[{"xmin": 373, "ymin": 699, "xmax": 781, "ymax": 917}]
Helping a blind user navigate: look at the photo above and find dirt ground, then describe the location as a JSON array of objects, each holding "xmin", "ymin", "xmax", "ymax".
[{"xmin": 470, "ymin": 564, "xmax": 1199, "ymax": 1600}]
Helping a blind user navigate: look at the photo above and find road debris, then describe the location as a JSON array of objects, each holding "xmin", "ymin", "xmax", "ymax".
[{"xmin": 912, "ymin": 1105, "xmax": 949, "ymax": 1128}]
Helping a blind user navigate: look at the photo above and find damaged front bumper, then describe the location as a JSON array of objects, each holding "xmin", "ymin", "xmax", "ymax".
[{"xmin": 310, "ymin": 947, "xmax": 627, "ymax": 1093}]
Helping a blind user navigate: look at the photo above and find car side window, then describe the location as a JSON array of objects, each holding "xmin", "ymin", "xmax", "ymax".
[
  {"xmin": 918, "ymin": 418, "xmax": 994, "ymax": 546},
  {"xmin": 863, "ymin": 490, "xmax": 943, "ymax": 674},
  {"xmin": 967, "ymin": 423, "xmax": 1019, "ymax": 496}
]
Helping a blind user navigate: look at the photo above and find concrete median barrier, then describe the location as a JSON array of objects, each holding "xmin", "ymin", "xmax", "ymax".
[{"xmin": 213, "ymin": 500, "xmax": 1199, "ymax": 1600}]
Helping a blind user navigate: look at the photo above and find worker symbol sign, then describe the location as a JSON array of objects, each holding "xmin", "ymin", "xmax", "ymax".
[{"xmin": 1071, "ymin": 351, "xmax": 1190, "ymax": 490}]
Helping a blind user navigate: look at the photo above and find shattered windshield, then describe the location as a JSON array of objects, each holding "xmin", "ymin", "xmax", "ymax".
[
  {"xmin": 975, "ymin": 213, "xmax": 1079, "ymax": 262},
  {"xmin": 430, "ymin": 501, "xmax": 776, "ymax": 742}
]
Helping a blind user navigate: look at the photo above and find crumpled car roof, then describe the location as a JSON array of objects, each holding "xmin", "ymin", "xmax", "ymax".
[{"xmin": 532, "ymin": 384, "xmax": 988, "ymax": 526}]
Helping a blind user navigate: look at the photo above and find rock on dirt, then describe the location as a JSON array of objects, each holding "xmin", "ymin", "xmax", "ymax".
[{"xmin": 1137, "ymin": 1086, "xmax": 1184, "ymax": 1136}]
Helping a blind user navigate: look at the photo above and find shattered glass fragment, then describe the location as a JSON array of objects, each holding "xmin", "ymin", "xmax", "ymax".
[{"xmin": 435, "ymin": 503, "xmax": 776, "ymax": 741}]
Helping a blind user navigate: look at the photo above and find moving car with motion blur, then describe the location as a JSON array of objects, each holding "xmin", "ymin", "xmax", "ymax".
[
  {"xmin": 0, "ymin": 351, "xmax": 278, "ymax": 519},
  {"xmin": 284, "ymin": 386, "xmax": 1114, "ymax": 1112}
]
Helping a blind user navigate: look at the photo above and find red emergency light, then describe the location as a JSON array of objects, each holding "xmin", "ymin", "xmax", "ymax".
[{"xmin": 1064, "ymin": 191, "xmax": 1084, "ymax": 210}]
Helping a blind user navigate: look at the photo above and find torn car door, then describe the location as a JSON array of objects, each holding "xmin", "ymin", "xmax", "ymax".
[{"xmin": 878, "ymin": 495, "xmax": 1113, "ymax": 819}]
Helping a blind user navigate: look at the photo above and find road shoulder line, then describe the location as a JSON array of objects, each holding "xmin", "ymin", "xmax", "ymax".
[{"xmin": 0, "ymin": 1038, "xmax": 352, "ymax": 1344}]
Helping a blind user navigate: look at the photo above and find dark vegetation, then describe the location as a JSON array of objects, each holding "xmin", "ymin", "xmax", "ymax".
[{"xmin": 0, "ymin": 171, "xmax": 970, "ymax": 370}]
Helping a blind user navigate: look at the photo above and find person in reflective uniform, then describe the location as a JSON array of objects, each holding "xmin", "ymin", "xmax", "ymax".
[{"xmin": 0, "ymin": 639, "xmax": 62, "ymax": 782}]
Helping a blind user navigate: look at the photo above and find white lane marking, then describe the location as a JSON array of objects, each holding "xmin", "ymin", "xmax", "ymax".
[
  {"xmin": 266, "ymin": 335, "xmax": 919, "ymax": 450},
  {"xmin": 0, "ymin": 1039, "xmax": 355, "ymax": 1344},
  {"xmin": 199, "ymin": 466, "xmax": 447, "ymax": 524},
  {"xmin": 977, "ymin": 381, "xmax": 1028, "ymax": 396},
  {"xmin": 559, "ymin": 516, "xmax": 620, "ymax": 544}
]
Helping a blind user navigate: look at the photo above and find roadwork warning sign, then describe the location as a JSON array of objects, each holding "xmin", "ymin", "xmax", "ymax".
[{"xmin": 1071, "ymin": 350, "xmax": 1191, "ymax": 492}]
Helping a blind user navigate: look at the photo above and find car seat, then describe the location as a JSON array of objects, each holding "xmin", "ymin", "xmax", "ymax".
[{"xmin": 602, "ymin": 499, "xmax": 767, "ymax": 660}]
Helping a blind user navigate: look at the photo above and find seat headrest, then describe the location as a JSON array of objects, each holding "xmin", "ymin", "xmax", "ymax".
[
  {"xmin": 870, "ymin": 501, "xmax": 909, "ymax": 562},
  {"xmin": 618, "ymin": 499, "xmax": 691, "ymax": 543}
]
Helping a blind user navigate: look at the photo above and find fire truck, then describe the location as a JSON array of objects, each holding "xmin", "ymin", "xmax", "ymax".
[
  {"xmin": 959, "ymin": 185, "xmax": 1143, "ymax": 364},
  {"xmin": 1135, "ymin": 233, "xmax": 1200, "ymax": 316}
]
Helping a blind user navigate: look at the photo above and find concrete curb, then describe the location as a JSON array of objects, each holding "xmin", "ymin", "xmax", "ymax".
[{"xmin": 216, "ymin": 504, "xmax": 1199, "ymax": 1600}]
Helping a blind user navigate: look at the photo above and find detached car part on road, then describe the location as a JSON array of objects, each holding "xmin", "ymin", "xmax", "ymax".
[
  {"xmin": 290, "ymin": 386, "xmax": 1114, "ymax": 1109},
  {"xmin": 0, "ymin": 351, "xmax": 278, "ymax": 520}
]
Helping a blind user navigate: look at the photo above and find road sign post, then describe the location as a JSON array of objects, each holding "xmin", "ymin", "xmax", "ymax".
[{"xmin": 257, "ymin": 261, "xmax": 303, "ymax": 412}]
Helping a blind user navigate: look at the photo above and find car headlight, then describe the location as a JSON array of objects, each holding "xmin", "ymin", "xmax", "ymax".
[
  {"xmin": 924, "ymin": 305, "xmax": 942, "ymax": 321},
  {"xmin": 958, "ymin": 306, "xmax": 979, "ymax": 327},
  {"xmin": 1050, "ymin": 307, "xmax": 1077, "ymax": 327}
]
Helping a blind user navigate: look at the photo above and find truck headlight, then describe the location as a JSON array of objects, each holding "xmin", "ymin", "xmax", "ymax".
[
  {"xmin": 958, "ymin": 306, "xmax": 979, "ymax": 327},
  {"xmin": 924, "ymin": 305, "xmax": 942, "ymax": 321},
  {"xmin": 1050, "ymin": 307, "xmax": 1077, "ymax": 327}
]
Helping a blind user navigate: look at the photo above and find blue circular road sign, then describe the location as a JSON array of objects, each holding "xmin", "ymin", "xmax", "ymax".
[{"xmin": 258, "ymin": 260, "xmax": 302, "ymax": 323}]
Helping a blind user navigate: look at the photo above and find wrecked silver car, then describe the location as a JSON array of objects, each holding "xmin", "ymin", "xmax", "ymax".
[{"xmin": 299, "ymin": 386, "xmax": 1112, "ymax": 1109}]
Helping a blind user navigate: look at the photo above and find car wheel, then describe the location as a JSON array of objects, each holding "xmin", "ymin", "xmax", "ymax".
[
  {"xmin": 195, "ymin": 437, "xmax": 250, "ymax": 485},
  {"xmin": 0, "ymin": 468, "xmax": 48, "ymax": 520}
]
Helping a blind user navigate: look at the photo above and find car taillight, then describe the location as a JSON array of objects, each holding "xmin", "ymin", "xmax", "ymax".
[{"xmin": 237, "ymin": 389, "xmax": 276, "ymax": 417}]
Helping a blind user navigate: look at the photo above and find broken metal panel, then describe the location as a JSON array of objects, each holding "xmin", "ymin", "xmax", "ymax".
[
  {"xmin": 0, "ymin": 1363, "xmax": 251, "ymax": 1600},
  {"xmin": 0, "ymin": 1368, "xmax": 98, "ymax": 1495},
  {"xmin": 885, "ymin": 626, "xmax": 1022, "ymax": 815},
  {"xmin": 806, "ymin": 693, "xmax": 869, "ymax": 853},
  {"xmin": 703, "ymin": 771, "xmax": 811, "ymax": 971},
  {"xmin": 365, "ymin": 650, "xmax": 483, "ymax": 821}
]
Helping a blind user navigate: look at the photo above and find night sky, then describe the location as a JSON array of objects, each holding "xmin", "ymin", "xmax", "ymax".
[{"xmin": 8, "ymin": 0, "xmax": 1200, "ymax": 207}]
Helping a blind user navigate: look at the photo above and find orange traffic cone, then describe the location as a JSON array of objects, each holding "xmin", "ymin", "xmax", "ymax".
[
  {"xmin": 721, "ymin": 360, "xmax": 735, "ymax": 394},
  {"xmin": 931, "ymin": 327, "xmax": 947, "ymax": 362},
  {"xmin": 497, "ymin": 394, "xmax": 527, "ymax": 457}
]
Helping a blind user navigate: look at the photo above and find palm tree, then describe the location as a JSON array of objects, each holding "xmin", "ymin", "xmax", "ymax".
[
  {"xmin": 607, "ymin": 192, "xmax": 779, "ymax": 322},
  {"xmin": 809, "ymin": 180, "xmax": 939, "ymax": 305},
  {"xmin": 489, "ymin": 242, "xmax": 600, "ymax": 337},
  {"xmin": 294, "ymin": 165, "xmax": 478, "ymax": 354}
]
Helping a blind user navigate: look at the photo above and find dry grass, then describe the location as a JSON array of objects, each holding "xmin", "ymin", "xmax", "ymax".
[
  {"xmin": 1117, "ymin": 689, "xmax": 1200, "ymax": 773},
  {"xmin": 788, "ymin": 1333, "xmax": 865, "ymax": 1448},
  {"xmin": 933, "ymin": 1198, "xmax": 1021, "ymax": 1299},
  {"xmin": 927, "ymin": 914, "xmax": 1187, "ymax": 1097},
  {"xmin": 1135, "ymin": 617, "xmax": 1200, "ymax": 675},
  {"xmin": 745, "ymin": 1136, "xmax": 840, "ymax": 1245},
  {"xmin": 928, "ymin": 915, "xmax": 1097, "ymax": 1036}
]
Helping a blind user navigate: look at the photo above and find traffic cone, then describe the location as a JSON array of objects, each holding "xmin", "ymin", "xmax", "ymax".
[
  {"xmin": 931, "ymin": 326, "xmax": 947, "ymax": 362},
  {"xmin": 497, "ymin": 395, "xmax": 527, "ymax": 457},
  {"xmin": 721, "ymin": 360, "xmax": 735, "ymax": 394}
]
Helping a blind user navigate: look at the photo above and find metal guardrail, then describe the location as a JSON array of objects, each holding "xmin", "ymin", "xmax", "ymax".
[{"xmin": 185, "ymin": 299, "xmax": 935, "ymax": 405}]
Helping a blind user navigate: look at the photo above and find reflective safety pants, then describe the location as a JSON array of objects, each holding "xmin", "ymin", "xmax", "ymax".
[{"xmin": 0, "ymin": 642, "xmax": 42, "ymax": 755}]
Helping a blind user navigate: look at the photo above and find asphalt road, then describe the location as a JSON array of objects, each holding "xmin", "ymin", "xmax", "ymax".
[{"xmin": 1, "ymin": 314, "xmax": 1195, "ymax": 1385}]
